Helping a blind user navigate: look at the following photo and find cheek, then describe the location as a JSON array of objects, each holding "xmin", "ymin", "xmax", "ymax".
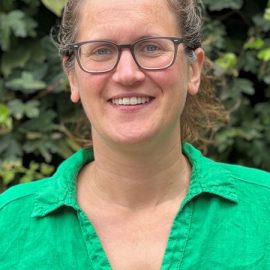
[
  {"xmin": 151, "ymin": 63, "xmax": 190, "ymax": 120},
  {"xmin": 73, "ymin": 73, "xmax": 105, "ymax": 122},
  {"xmin": 150, "ymin": 65, "xmax": 188, "ymax": 96},
  {"xmin": 78, "ymin": 72, "xmax": 110, "ymax": 100}
]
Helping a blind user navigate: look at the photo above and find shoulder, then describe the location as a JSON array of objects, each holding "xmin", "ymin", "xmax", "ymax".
[
  {"xmin": 0, "ymin": 178, "xmax": 54, "ymax": 246},
  {"xmin": 184, "ymin": 143, "xmax": 270, "ymax": 207},
  {"xmin": 184, "ymin": 143, "xmax": 270, "ymax": 188},
  {"xmin": 184, "ymin": 142, "xmax": 270, "ymax": 184},
  {"xmin": 0, "ymin": 178, "xmax": 51, "ymax": 210},
  {"xmin": 215, "ymin": 161, "xmax": 270, "ymax": 210},
  {"xmin": 0, "ymin": 148, "xmax": 93, "ymax": 211},
  {"xmin": 220, "ymin": 162, "xmax": 270, "ymax": 188}
]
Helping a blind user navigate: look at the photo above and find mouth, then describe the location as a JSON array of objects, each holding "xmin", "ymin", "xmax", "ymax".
[{"xmin": 110, "ymin": 96, "xmax": 154, "ymax": 106}]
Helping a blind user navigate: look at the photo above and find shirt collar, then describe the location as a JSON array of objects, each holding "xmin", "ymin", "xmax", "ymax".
[
  {"xmin": 32, "ymin": 143, "xmax": 238, "ymax": 218},
  {"xmin": 182, "ymin": 143, "xmax": 238, "ymax": 207},
  {"xmin": 31, "ymin": 148, "xmax": 94, "ymax": 218}
]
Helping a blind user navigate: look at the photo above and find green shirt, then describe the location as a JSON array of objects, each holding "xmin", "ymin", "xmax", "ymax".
[{"xmin": 1, "ymin": 143, "xmax": 270, "ymax": 270}]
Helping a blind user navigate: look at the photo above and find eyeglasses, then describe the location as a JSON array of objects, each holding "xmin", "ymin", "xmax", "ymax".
[{"xmin": 66, "ymin": 37, "xmax": 189, "ymax": 74}]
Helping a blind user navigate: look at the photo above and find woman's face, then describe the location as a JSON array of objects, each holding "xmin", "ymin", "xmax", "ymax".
[{"xmin": 67, "ymin": 0, "xmax": 204, "ymax": 147}]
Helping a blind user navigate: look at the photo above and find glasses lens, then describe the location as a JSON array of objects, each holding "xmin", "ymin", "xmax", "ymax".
[
  {"xmin": 78, "ymin": 41, "xmax": 118, "ymax": 72},
  {"xmin": 134, "ymin": 38, "xmax": 175, "ymax": 69}
]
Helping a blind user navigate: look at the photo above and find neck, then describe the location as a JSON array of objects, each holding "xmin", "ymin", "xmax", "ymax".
[{"xmin": 77, "ymin": 132, "xmax": 191, "ymax": 211}]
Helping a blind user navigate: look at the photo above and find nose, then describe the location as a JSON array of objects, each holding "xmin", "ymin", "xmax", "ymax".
[{"xmin": 112, "ymin": 49, "xmax": 145, "ymax": 86}]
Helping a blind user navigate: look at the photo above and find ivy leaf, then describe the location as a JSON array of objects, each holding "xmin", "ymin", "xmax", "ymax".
[
  {"xmin": 0, "ymin": 135, "xmax": 22, "ymax": 162},
  {"xmin": 264, "ymin": 0, "xmax": 270, "ymax": 21},
  {"xmin": 20, "ymin": 110, "xmax": 56, "ymax": 133},
  {"xmin": 23, "ymin": 137, "xmax": 57, "ymax": 162},
  {"xmin": 244, "ymin": 38, "xmax": 265, "ymax": 50},
  {"xmin": 6, "ymin": 72, "xmax": 46, "ymax": 93},
  {"xmin": 0, "ymin": 2, "xmax": 16, "ymax": 11},
  {"xmin": 264, "ymin": 8, "xmax": 270, "ymax": 21},
  {"xmin": 1, "ymin": 47, "xmax": 31, "ymax": 77},
  {"xmin": 21, "ymin": 0, "xmax": 40, "ymax": 9},
  {"xmin": 253, "ymin": 15, "xmax": 270, "ymax": 32},
  {"xmin": 25, "ymin": 101, "xmax": 40, "ymax": 118},
  {"xmin": 8, "ymin": 99, "xmax": 40, "ymax": 120},
  {"xmin": 214, "ymin": 53, "xmax": 238, "ymax": 76},
  {"xmin": 10, "ymin": 11, "xmax": 25, "ymax": 37},
  {"xmin": 0, "ymin": 10, "xmax": 37, "ymax": 51},
  {"xmin": 231, "ymin": 78, "xmax": 255, "ymax": 95},
  {"xmin": 203, "ymin": 0, "xmax": 243, "ymax": 11},
  {"xmin": 40, "ymin": 0, "xmax": 66, "ymax": 17},
  {"xmin": 203, "ymin": 20, "xmax": 227, "ymax": 53},
  {"xmin": 8, "ymin": 99, "xmax": 24, "ymax": 120},
  {"xmin": 0, "ymin": 11, "xmax": 25, "ymax": 50},
  {"xmin": 216, "ymin": 53, "xmax": 237, "ymax": 69},
  {"xmin": 3, "ymin": 10, "xmax": 25, "ymax": 35},
  {"xmin": 40, "ymin": 163, "xmax": 54, "ymax": 176},
  {"xmin": 255, "ymin": 103, "xmax": 270, "ymax": 125},
  {"xmin": 257, "ymin": 48, "xmax": 270, "ymax": 62},
  {"xmin": 0, "ymin": 161, "xmax": 20, "ymax": 185},
  {"xmin": 0, "ymin": 104, "xmax": 13, "ymax": 134},
  {"xmin": 1, "ymin": 41, "xmax": 45, "ymax": 77}
]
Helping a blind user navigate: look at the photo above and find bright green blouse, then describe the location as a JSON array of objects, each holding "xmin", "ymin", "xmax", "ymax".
[{"xmin": 1, "ymin": 143, "xmax": 270, "ymax": 269}]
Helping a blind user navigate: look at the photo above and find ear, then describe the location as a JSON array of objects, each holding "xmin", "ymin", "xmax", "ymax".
[
  {"xmin": 66, "ymin": 70, "xmax": 81, "ymax": 103},
  {"xmin": 187, "ymin": 48, "xmax": 205, "ymax": 95},
  {"xmin": 62, "ymin": 57, "xmax": 80, "ymax": 103}
]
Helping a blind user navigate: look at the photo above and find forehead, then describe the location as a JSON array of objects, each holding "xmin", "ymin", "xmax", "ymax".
[{"xmin": 77, "ymin": 0, "xmax": 179, "ymax": 41}]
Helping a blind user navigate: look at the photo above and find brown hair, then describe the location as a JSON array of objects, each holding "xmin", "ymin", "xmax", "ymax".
[
  {"xmin": 166, "ymin": 0, "xmax": 229, "ymax": 150},
  {"xmin": 56, "ymin": 0, "xmax": 228, "ymax": 150}
]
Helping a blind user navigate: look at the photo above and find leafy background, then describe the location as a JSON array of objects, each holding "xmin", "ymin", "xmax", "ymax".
[{"xmin": 0, "ymin": 0, "xmax": 270, "ymax": 192}]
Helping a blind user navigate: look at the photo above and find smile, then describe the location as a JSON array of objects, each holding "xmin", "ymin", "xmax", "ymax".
[{"xmin": 111, "ymin": 96, "xmax": 153, "ymax": 106}]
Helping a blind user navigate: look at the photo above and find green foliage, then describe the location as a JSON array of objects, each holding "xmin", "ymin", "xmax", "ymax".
[
  {"xmin": 0, "ymin": 160, "xmax": 54, "ymax": 192},
  {"xmin": 0, "ymin": 0, "xmax": 83, "ymax": 191},
  {"xmin": 203, "ymin": 0, "xmax": 270, "ymax": 170},
  {"xmin": 264, "ymin": 0, "xmax": 270, "ymax": 20},
  {"xmin": 203, "ymin": 0, "xmax": 243, "ymax": 11},
  {"xmin": 41, "ymin": 0, "xmax": 67, "ymax": 16},
  {"xmin": 0, "ymin": 104, "xmax": 12, "ymax": 135},
  {"xmin": 0, "ymin": 10, "xmax": 37, "ymax": 51},
  {"xmin": 0, "ymin": 0, "xmax": 269, "ymax": 191}
]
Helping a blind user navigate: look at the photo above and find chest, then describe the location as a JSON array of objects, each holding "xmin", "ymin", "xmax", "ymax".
[
  {"xmin": 3, "ymin": 198, "xmax": 270, "ymax": 270},
  {"xmin": 87, "ymin": 210, "xmax": 176, "ymax": 270}
]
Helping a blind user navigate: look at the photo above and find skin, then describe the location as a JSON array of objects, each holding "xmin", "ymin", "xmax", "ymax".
[{"xmin": 66, "ymin": 0, "xmax": 204, "ymax": 269}]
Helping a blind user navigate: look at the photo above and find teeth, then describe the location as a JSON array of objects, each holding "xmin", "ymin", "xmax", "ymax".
[
  {"xmin": 130, "ymin": 97, "xmax": 137, "ymax": 105},
  {"xmin": 123, "ymin": 97, "xmax": 129, "ymax": 105},
  {"xmin": 111, "ymin": 97, "xmax": 151, "ymax": 106}
]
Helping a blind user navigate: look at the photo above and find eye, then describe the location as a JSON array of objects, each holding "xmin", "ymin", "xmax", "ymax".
[
  {"xmin": 135, "ymin": 39, "xmax": 170, "ymax": 57},
  {"xmin": 80, "ymin": 42, "xmax": 117, "ymax": 60},
  {"xmin": 93, "ymin": 47, "xmax": 112, "ymax": 56},
  {"xmin": 143, "ymin": 44, "xmax": 161, "ymax": 52}
]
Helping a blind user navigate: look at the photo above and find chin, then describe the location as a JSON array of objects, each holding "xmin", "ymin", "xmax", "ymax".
[
  {"xmin": 103, "ymin": 127, "xmax": 160, "ymax": 147},
  {"xmin": 113, "ymin": 132, "xmax": 154, "ymax": 145}
]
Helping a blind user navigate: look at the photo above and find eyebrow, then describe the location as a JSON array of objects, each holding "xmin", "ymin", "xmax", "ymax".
[{"xmin": 77, "ymin": 34, "xmax": 164, "ymax": 44}]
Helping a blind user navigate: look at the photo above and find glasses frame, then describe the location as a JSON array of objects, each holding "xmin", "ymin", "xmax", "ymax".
[{"xmin": 66, "ymin": 36, "xmax": 190, "ymax": 74}]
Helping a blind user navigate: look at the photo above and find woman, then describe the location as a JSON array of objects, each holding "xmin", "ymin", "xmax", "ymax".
[{"xmin": 1, "ymin": 0, "xmax": 270, "ymax": 269}]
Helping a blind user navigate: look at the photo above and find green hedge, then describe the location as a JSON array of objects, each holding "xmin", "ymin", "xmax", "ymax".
[{"xmin": 1, "ymin": 0, "xmax": 270, "ymax": 191}]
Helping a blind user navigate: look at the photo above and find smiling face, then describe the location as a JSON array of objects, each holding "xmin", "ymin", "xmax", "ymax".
[{"xmin": 67, "ymin": 0, "xmax": 204, "ymax": 148}]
